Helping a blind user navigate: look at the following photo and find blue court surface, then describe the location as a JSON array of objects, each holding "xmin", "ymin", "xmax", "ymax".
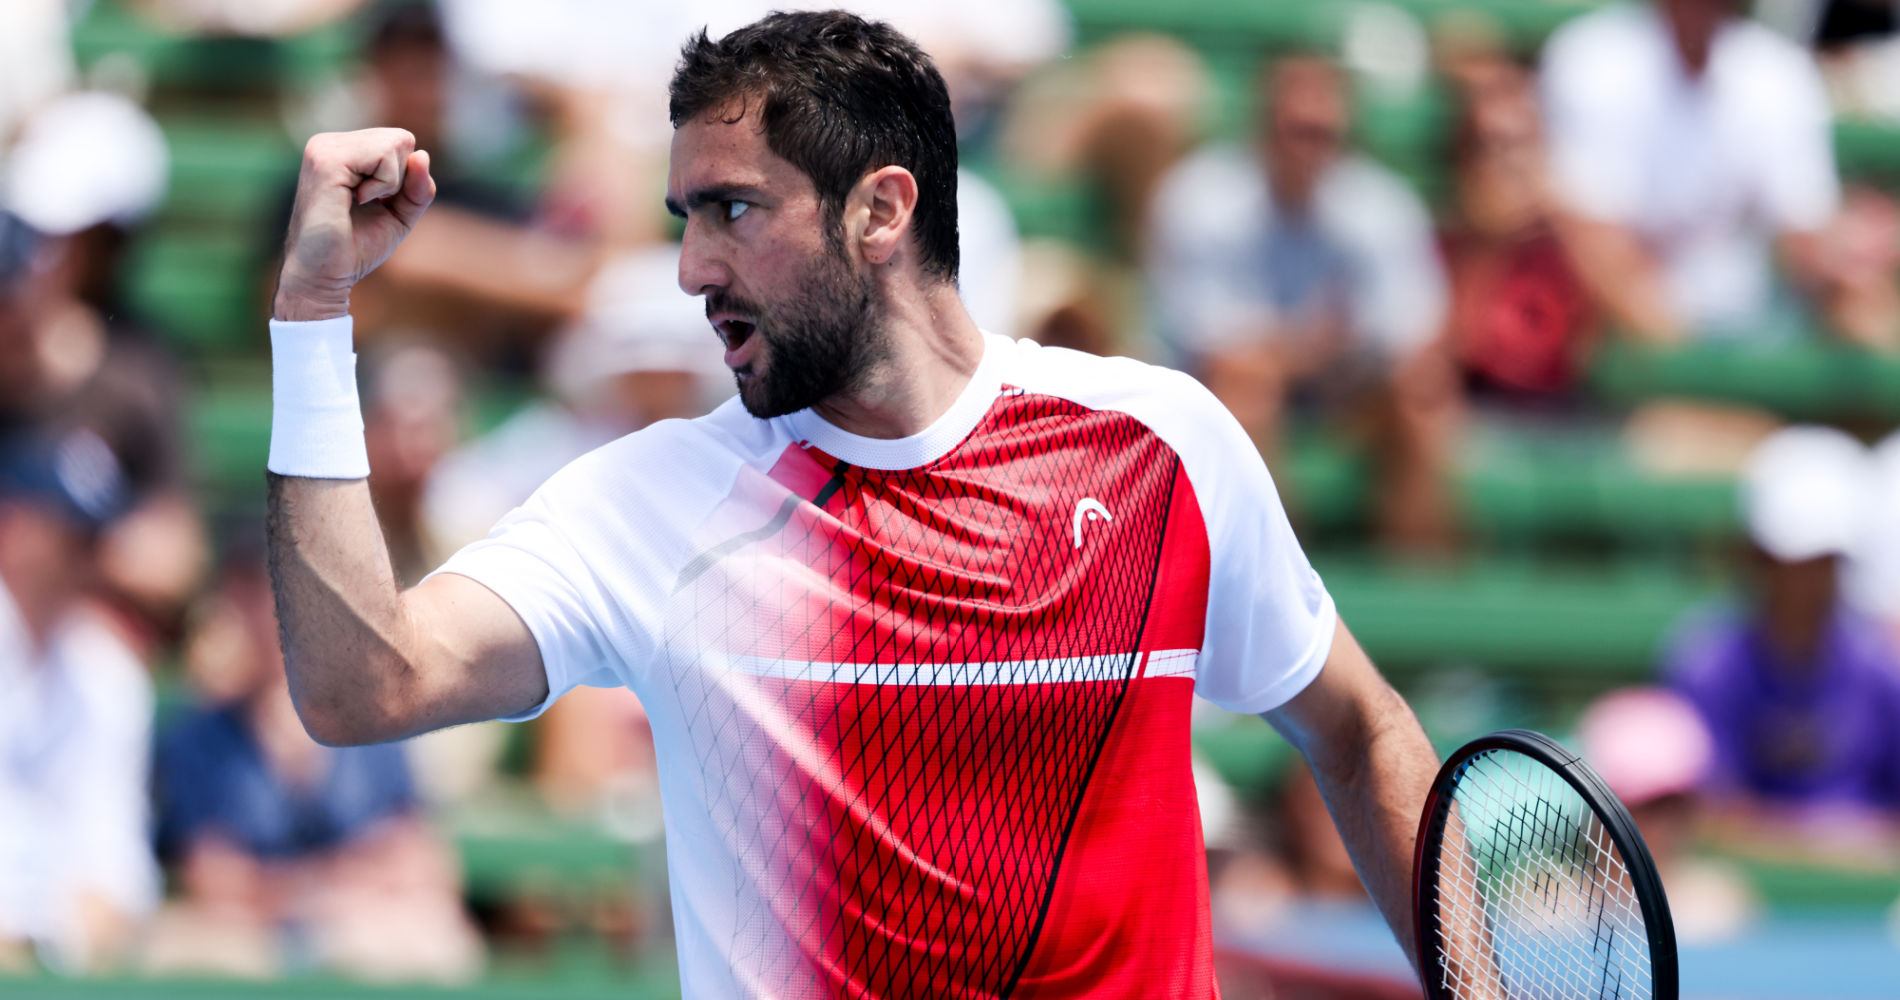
[{"xmin": 1219, "ymin": 899, "xmax": 1900, "ymax": 999}]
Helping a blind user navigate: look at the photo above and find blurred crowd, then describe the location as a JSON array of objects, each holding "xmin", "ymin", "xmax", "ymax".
[{"xmin": 3, "ymin": 0, "xmax": 1900, "ymax": 988}]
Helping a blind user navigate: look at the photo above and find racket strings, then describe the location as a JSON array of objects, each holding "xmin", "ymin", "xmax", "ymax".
[{"xmin": 1431, "ymin": 749, "xmax": 1652, "ymax": 1000}]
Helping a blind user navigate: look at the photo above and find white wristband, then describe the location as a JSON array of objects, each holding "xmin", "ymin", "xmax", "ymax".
[{"xmin": 268, "ymin": 316, "xmax": 371, "ymax": 479}]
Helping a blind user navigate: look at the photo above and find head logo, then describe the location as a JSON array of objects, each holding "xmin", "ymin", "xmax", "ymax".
[{"xmin": 1072, "ymin": 498, "xmax": 1113, "ymax": 549}]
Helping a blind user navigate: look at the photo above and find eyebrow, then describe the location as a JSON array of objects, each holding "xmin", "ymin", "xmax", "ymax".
[{"xmin": 664, "ymin": 184, "xmax": 766, "ymax": 219}]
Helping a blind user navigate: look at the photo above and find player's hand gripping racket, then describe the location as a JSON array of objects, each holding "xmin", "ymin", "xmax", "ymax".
[{"xmin": 1412, "ymin": 729, "xmax": 1678, "ymax": 1000}]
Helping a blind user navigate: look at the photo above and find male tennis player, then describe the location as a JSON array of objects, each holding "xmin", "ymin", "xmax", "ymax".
[{"xmin": 265, "ymin": 11, "xmax": 1440, "ymax": 997}]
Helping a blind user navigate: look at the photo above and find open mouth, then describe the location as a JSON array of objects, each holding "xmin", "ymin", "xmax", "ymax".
[
  {"xmin": 716, "ymin": 317, "xmax": 756, "ymax": 350},
  {"xmin": 716, "ymin": 317, "xmax": 760, "ymax": 371}
]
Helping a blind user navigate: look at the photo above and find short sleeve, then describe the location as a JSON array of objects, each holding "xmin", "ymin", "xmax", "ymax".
[
  {"xmin": 1168, "ymin": 374, "xmax": 1337, "ymax": 712},
  {"xmin": 428, "ymin": 472, "xmax": 635, "ymax": 721},
  {"xmin": 1540, "ymin": 13, "xmax": 1652, "ymax": 225},
  {"xmin": 1326, "ymin": 161, "xmax": 1447, "ymax": 357}
]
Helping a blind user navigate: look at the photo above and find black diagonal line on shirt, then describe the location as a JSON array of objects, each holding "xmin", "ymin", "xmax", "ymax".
[
  {"xmin": 672, "ymin": 460, "xmax": 851, "ymax": 593},
  {"xmin": 1000, "ymin": 454, "xmax": 1180, "ymax": 999}
]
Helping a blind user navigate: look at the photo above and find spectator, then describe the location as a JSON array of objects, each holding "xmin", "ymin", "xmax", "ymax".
[
  {"xmin": 0, "ymin": 94, "xmax": 208, "ymax": 648},
  {"xmin": 1438, "ymin": 54, "xmax": 1598, "ymax": 409},
  {"xmin": 1001, "ymin": 33, "xmax": 1212, "ymax": 259},
  {"xmin": 1539, "ymin": 0, "xmax": 1877, "ymax": 345},
  {"xmin": 1146, "ymin": 55, "xmax": 1456, "ymax": 552},
  {"xmin": 437, "ymin": 1, "xmax": 1031, "ymax": 336},
  {"xmin": 295, "ymin": 1, "xmax": 601, "ymax": 360},
  {"xmin": 0, "ymin": 427, "xmax": 156, "ymax": 974},
  {"xmin": 1664, "ymin": 426, "xmax": 1900, "ymax": 829},
  {"xmin": 147, "ymin": 542, "xmax": 482, "ymax": 982},
  {"xmin": 0, "ymin": 92, "xmax": 172, "ymax": 428},
  {"xmin": 419, "ymin": 246, "xmax": 709, "ymax": 827},
  {"xmin": 1576, "ymin": 687, "xmax": 1757, "ymax": 943},
  {"xmin": 421, "ymin": 243, "xmax": 723, "ymax": 562}
]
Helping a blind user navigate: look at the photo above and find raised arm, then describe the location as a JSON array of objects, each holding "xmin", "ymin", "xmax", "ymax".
[
  {"xmin": 1261, "ymin": 616, "xmax": 1440, "ymax": 972},
  {"xmin": 267, "ymin": 129, "xmax": 546, "ymax": 746}
]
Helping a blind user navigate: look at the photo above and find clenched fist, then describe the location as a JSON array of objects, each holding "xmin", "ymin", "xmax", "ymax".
[{"xmin": 274, "ymin": 128, "xmax": 436, "ymax": 322}]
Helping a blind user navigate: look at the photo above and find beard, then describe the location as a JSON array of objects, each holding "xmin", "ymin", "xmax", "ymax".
[{"xmin": 706, "ymin": 242, "xmax": 884, "ymax": 420}]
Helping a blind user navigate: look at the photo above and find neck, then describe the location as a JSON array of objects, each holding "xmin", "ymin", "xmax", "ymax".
[{"xmin": 811, "ymin": 280, "xmax": 986, "ymax": 439}]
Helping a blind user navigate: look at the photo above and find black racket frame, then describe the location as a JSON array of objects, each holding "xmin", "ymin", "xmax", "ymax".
[{"xmin": 1411, "ymin": 727, "xmax": 1679, "ymax": 1000}]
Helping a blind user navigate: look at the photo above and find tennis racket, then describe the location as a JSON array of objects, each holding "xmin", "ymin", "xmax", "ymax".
[{"xmin": 1412, "ymin": 729, "xmax": 1677, "ymax": 1000}]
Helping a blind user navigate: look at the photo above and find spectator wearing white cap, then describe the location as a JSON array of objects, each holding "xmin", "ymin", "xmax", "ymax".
[
  {"xmin": 0, "ymin": 91, "xmax": 172, "ymax": 423},
  {"xmin": 1662, "ymin": 426, "xmax": 1900, "ymax": 828},
  {"xmin": 420, "ymin": 243, "xmax": 726, "ymax": 563}
]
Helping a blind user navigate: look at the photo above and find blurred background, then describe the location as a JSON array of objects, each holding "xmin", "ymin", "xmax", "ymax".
[{"xmin": 2, "ymin": 0, "xmax": 1899, "ymax": 997}]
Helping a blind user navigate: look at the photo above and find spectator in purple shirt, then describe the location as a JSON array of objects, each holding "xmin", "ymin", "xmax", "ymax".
[{"xmin": 1664, "ymin": 426, "xmax": 1900, "ymax": 823}]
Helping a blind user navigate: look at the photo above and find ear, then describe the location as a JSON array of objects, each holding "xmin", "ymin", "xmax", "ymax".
[{"xmin": 847, "ymin": 165, "xmax": 920, "ymax": 268}]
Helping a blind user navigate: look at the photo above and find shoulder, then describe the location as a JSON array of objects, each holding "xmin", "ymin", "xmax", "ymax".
[
  {"xmin": 1159, "ymin": 144, "xmax": 1259, "ymax": 192},
  {"xmin": 1150, "ymin": 145, "xmax": 1269, "ymax": 234},
  {"xmin": 1544, "ymin": 4, "xmax": 1658, "ymax": 67},
  {"xmin": 1719, "ymin": 18, "xmax": 1819, "ymax": 78},
  {"xmin": 158, "ymin": 704, "xmax": 240, "ymax": 757},
  {"xmin": 996, "ymin": 338, "xmax": 1244, "ymax": 462},
  {"xmin": 521, "ymin": 399, "xmax": 784, "ymax": 517},
  {"xmin": 1320, "ymin": 156, "xmax": 1431, "ymax": 234},
  {"xmin": 1715, "ymin": 20, "xmax": 1828, "ymax": 118},
  {"xmin": 1834, "ymin": 610, "xmax": 1900, "ymax": 685},
  {"xmin": 1000, "ymin": 338, "xmax": 1211, "ymax": 415},
  {"xmin": 1662, "ymin": 600, "xmax": 1749, "ymax": 685},
  {"xmin": 1542, "ymin": 5, "xmax": 1667, "ymax": 104},
  {"xmin": 55, "ymin": 612, "xmax": 154, "ymax": 733}
]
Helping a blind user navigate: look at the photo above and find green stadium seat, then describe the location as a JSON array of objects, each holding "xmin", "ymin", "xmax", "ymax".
[
  {"xmin": 1316, "ymin": 557, "xmax": 1713, "ymax": 677},
  {"xmin": 1593, "ymin": 340, "xmax": 1900, "ymax": 423},
  {"xmin": 157, "ymin": 117, "xmax": 299, "ymax": 224},
  {"xmin": 70, "ymin": 0, "xmax": 361, "ymax": 93},
  {"xmin": 1835, "ymin": 118, "xmax": 1900, "ymax": 183}
]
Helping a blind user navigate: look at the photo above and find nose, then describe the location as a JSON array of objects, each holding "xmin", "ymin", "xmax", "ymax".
[{"xmin": 677, "ymin": 220, "xmax": 729, "ymax": 297}]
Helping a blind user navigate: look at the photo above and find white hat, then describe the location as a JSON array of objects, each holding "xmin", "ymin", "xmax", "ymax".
[
  {"xmin": 546, "ymin": 244, "xmax": 723, "ymax": 402},
  {"xmin": 1740, "ymin": 425, "xmax": 1874, "ymax": 562},
  {"xmin": 1, "ymin": 91, "xmax": 169, "ymax": 236}
]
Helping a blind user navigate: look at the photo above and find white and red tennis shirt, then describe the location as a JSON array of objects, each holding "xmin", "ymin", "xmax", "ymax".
[{"xmin": 432, "ymin": 333, "xmax": 1337, "ymax": 998}]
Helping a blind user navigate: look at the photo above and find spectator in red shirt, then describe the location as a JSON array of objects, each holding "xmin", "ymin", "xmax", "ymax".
[{"xmin": 1438, "ymin": 55, "xmax": 1597, "ymax": 410}]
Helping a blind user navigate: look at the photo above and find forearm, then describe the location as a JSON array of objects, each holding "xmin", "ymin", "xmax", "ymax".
[
  {"xmin": 265, "ymin": 473, "xmax": 423, "ymax": 745},
  {"xmin": 262, "ymin": 131, "xmax": 546, "ymax": 743},
  {"xmin": 1304, "ymin": 683, "xmax": 1440, "ymax": 972},
  {"xmin": 378, "ymin": 205, "xmax": 599, "ymax": 322}
]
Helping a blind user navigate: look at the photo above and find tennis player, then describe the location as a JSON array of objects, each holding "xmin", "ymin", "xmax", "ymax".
[{"xmin": 265, "ymin": 11, "xmax": 1440, "ymax": 997}]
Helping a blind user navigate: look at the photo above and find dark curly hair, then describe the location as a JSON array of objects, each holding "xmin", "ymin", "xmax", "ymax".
[{"xmin": 669, "ymin": 10, "xmax": 960, "ymax": 281}]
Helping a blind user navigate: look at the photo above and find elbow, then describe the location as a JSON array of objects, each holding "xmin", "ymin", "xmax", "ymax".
[
  {"xmin": 296, "ymin": 710, "xmax": 371, "ymax": 748},
  {"xmin": 290, "ymin": 692, "xmax": 385, "ymax": 747},
  {"xmin": 285, "ymin": 656, "xmax": 416, "ymax": 747}
]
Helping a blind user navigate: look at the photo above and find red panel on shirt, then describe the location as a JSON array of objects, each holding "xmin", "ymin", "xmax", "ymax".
[{"xmin": 665, "ymin": 388, "xmax": 1215, "ymax": 998}]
